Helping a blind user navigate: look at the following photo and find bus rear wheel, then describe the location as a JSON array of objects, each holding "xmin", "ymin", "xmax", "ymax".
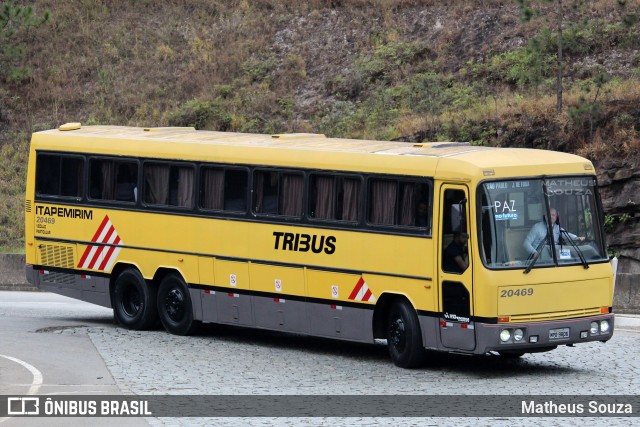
[
  {"xmin": 386, "ymin": 300, "xmax": 425, "ymax": 369},
  {"xmin": 113, "ymin": 268, "xmax": 157, "ymax": 330},
  {"xmin": 157, "ymin": 273, "xmax": 198, "ymax": 335}
]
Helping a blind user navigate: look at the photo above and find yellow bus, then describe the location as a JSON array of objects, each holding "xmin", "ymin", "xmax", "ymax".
[{"xmin": 25, "ymin": 123, "xmax": 615, "ymax": 368}]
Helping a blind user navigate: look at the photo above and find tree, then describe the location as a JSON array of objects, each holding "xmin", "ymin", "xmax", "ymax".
[
  {"xmin": 517, "ymin": 0, "xmax": 637, "ymax": 115},
  {"xmin": 516, "ymin": 0, "xmax": 580, "ymax": 114},
  {"xmin": 0, "ymin": 3, "xmax": 50, "ymax": 84},
  {"xmin": 568, "ymin": 71, "xmax": 609, "ymax": 144}
]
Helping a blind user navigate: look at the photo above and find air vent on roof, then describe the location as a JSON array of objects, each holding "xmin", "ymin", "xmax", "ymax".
[
  {"xmin": 59, "ymin": 123, "xmax": 82, "ymax": 131},
  {"xmin": 143, "ymin": 127, "xmax": 196, "ymax": 132},
  {"xmin": 271, "ymin": 133, "xmax": 326, "ymax": 139}
]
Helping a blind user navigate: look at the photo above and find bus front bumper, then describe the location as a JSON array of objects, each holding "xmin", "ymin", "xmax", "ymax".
[{"xmin": 476, "ymin": 314, "xmax": 614, "ymax": 354}]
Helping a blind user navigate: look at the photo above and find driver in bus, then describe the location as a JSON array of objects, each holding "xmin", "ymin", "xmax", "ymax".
[
  {"xmin": 443, "ymin": 230, "xmax": 469, "ymax": 273},
  {"xmin": 523, "ymin": 207, "xmax": 585, "ymax": 257}
]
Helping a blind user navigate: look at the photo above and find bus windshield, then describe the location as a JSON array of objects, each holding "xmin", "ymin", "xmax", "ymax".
[{"xmin": 479, "ymin": 177, "xmax": 608, "ymax": 270}]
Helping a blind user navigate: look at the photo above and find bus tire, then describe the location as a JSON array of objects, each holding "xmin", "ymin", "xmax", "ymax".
[
  {"xmin": 157, "ymin": 273, "xmax": 197, "ymax": 336},
  {"xmin": 386, "ymin": 300, "xmax": 425, "ymax": 369},
  {"xmin": 113, "ymin": 268, "xmax": 157, "ymax": 330}
]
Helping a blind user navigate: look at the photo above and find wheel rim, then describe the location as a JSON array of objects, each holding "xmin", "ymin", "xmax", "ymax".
[
  {"xmin": 389, "ymin": 313, "xmax": 407, "ymax": 353},
  {"xmin": 121, "ymin": 284, "xmax": 142, "ymax": 317},
  {"xmin": 164, "ymin": 288, "xmax": 186, "ymax": 323}
]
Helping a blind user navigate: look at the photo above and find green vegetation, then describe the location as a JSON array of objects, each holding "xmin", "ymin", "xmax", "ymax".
[
  {"xmin": 0, "ymin": 3, "xmax": 49, "ymax": 83},
  {"xmin": 1, "ymin": 0, "xmax": 640, "ymax": 249},
  {"xmin": 0, "ymin": 131, "xmax": 28, "ymax": 248}
]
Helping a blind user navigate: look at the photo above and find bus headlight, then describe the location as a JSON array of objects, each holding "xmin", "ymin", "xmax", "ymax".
[
  {"xmin": 513, "ymin": 328, "xmax": 524, "ymax": 342},
  {"xmin": 590, "ymin": 322, "xmax": 599, "ymax": 335},
  {"xmin": 499, "ymin": 329, "xmax": 511, "ymax": 342},
  {"xmin": 600, "ymin": 320, "xmax": 610, "ymax": 333}
]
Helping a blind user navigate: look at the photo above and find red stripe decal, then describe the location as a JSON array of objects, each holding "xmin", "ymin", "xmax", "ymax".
[
  {"xmin": 77, "ymin": 215, "xmax": 110, "ymax": 267},
  {"xmin": 86, "ymin": 246, "xmax": 104, "ymax": 270},
  {"xmin": 348, "ymin": 277, "xmax": 365, "ymax": 300},
  {"xmin": 91, "ymin": 215, "xmax": 111, "ymax": 242},
  {"xmin": 87, "ymin": 225, "xmax": 116, "ymax": 269},
  {"xmin": 97, "ymin": 235, "xmax": 120, "ymax": 270},
  {"xmin": 77, "ymin": 246, "xmax": 93, "ymax": 268},
  {"xmin": 362, "ymin": 288, "xmax": 372, "ymax": 302}
]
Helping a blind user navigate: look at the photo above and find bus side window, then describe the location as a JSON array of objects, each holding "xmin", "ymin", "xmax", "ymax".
[
  {"xmin": 368, "ymin": 178, "xmax": 431, "ymax": 231},
  {"xmin": 200, "ymin": 166, "xmax": 248, "ymax": 212},
  {"xmin": 254, "ymin": 170, "xmax": 303, "ymax": 217},
  {"xmin": 90, "ymin": 159, "xmax": 137, "ymax": 202},
  {"xmin": 144, "ymin": 162, "xmax": 194, "ymax": 208},
  {"xmin": 36, "ymin": 154, "xmax": 83, "ymax": 198},
  {"xmin": 309, "ymin": 174, "xmax": 360, "ymax": 222},
  {"xmin": 36, "ymin": 154, "xmax": 61, "ymax": 196}
]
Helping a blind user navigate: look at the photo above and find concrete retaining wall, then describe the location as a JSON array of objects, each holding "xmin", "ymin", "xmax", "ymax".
[
  {"xmin": 0, "ymin": 254, "xmax": 35, "ymax": 292},
  {"xmin": 614, "ymin": 273, "xmax": 640, "ymax": 313},
  {"xmin": 1, "ymin": 254, "xmax": 638, "ymax": 313}
]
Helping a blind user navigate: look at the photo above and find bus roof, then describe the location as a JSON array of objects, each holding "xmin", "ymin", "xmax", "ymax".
[{"xmin": 32, "ymin": 125, "xmax": 595, "ymax": 179}]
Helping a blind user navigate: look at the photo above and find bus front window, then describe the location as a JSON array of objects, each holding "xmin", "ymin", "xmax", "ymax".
[{"xmin": 479, "ymin": 177, "xmax": 608, "ymax": 270}]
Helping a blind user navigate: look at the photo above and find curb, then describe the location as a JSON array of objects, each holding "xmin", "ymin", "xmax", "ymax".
[{"xmin": 614, "ymin": 314, "xmax": 640, "ymax": 330}]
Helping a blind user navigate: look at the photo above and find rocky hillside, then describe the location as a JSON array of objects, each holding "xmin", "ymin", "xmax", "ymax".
[{"xmin": 1, "ymin": 0, "xmax": 639, "ymax": 270}]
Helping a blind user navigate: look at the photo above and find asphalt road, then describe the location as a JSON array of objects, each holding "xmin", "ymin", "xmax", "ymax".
[{"xmin": 1, "ymin": 291, "xmax": 639, "ymax": 426}]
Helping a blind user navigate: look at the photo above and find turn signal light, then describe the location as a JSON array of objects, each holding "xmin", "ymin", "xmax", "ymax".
[{"xmin": 498, "ymin": 316, "xmax": 510, "ymax": 323}]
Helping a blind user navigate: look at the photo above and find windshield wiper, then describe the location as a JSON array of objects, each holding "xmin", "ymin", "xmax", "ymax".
[
  {"xmin": 561, "ymin": 229, "xmax": 589, "ymax": 269},
  {"xmin": 523, "ymin": 236, "xmax": 548, "ymax": 274}
]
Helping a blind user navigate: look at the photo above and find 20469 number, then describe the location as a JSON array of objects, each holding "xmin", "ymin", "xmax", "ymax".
[{"xmin": 500, "ymin": 288, "xmax": 534, "ymax": 298}]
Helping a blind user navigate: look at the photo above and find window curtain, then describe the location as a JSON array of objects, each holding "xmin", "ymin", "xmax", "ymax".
[
  {"xmin": 144, "ymin": 163, "xmax": 170, "ymax": 205},
  {"xmin": 280, "ymin": 174, "xmax": 303, "ymax": 217},
  {"xmin": 342, "ymin": 178, "xmax": 359, "ymax": 221},
  {"xmin": 177, "ymin": 167, "xmax": 194, "ymax": 207},
  {"xmin": 202, "ymin": 168, "xmax": 225, "ymax": 210},
  {"xmin": 314, "ymin": 176, "xmax": 335, "ymax": 219},
  {"xmin": 101, "ymin": 161, "xmax": 116, "ymax": 200},
  {"xmin": 370, "ymin": 180, "xmax": 396, "ymax": 225},
  {"xmin": 399, "ymin": 183, "xmax": 416, "ymax": 226}
]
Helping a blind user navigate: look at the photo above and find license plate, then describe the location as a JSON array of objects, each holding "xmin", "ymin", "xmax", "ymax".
[{"xmin": 549, "ymin": 328, "xmax": 570, "ymax": 340}]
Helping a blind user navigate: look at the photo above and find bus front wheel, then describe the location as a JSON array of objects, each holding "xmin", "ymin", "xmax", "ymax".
[
  {"xmin": 157, "ymin": 273, "xmax": 198, "ymax": 335},
  {"xmin": 113, "ymin": 268, "xmax": 157, "ymax": 330},
  {"xmin": 386, "ymin": 300, "xmax": 425, "ymax": 369}
]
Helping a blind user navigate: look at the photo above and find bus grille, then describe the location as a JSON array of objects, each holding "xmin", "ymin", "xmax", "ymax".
[
  {"xmin": 509, "ymin": 307, "xmax": 603, "ymax": 322},
  {"xmin": 25, "ymin": 200, "xmax": 32, "ymax": 213},
  {"xmin": 39, "ymin": 245, "xmax": 75, "ymax": 269}
]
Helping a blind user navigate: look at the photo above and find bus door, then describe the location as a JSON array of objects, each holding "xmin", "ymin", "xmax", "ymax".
[{"xmin": 438, "ymin": 185, "xmax": 475, "ymax": 351}]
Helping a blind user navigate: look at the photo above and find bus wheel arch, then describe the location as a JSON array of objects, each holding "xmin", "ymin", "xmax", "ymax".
[
  {"xmin": 155, "ymin": 269, "xmax": 198, "ymax": 336},
  {"xmin": 373, "ymin": 294, "xmax": 425, "ymax": 369},
  {"xmin": 111, "ymin": 264, "xmax": 158, "ymax": 330}
]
